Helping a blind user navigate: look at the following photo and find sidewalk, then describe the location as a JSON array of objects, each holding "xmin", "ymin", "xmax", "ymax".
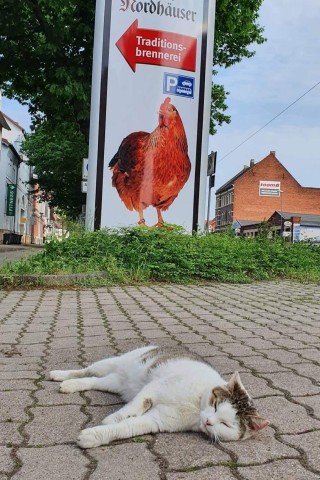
[
  {"xmin": 0, "ymin": 244, "xmax": 44, "ymax": 267},
  {"xmin": 0, "ymin": 281, "xmax": 320, "ymax": 479}
]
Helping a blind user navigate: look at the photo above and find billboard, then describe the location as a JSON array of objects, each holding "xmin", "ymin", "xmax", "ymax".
[
  {"xmin": 86, "ymin": 0, "xmax": 216, "ymax": 231},
  {"xmin": 259, "ymin": 181, "xmax": 281, "ymax": 197}
]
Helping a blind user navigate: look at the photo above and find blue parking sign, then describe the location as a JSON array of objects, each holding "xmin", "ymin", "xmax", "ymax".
[{"xmin": 163, "ymin": 73, "xmax": 195, "ymax": 99}]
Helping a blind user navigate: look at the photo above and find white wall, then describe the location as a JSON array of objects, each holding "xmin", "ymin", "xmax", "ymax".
[{"xmin": 300, "ymin": 225, "xmax": 320, "ymax": 242}]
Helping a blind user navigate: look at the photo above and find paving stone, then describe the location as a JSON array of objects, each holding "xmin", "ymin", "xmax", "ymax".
[
  {"xmin": 35, "ymin": 382, "xmax": 84, "ymax": 406},
  {"xmin": 0, "ymin": 379, "xmax": 35, "ymax": 391},
  {"xmin": 13, "ymin": 445, "xmax": 88, "ymax": 480},
  {"xmin": 86, "ymin": 405, "xmax": 120, "ymax": 427},
  {"xmin": 263, "ymin": 349, "xmax": 309, "ymax": 364},
  {"xmin": 82, "ymin": 335, "xmax": 113, "ymax": 348},
  {"xmin": 25, "ymin": 405, "xmax": 86, "ymax": 445},
  {"xmin": 293, "ymin": 394, "xmax": 320, "ymax": 418},
  {"xmin": 49, "ymin": 337, "xmax": 79, "ymax": 349},
  {"xmin": 239, "ymin": 458, "xmax": 319, "ymax": 479},
  {"xmin": 236, "ymin": 373, "xmax": 279, "ymax": 398},
  {"xmin": 167, "ymin": 468, "xmax": 236, "ymax": 480},
  {"xmin": 262, "ymin": 372, "xmax": 320, "ymax": 396},
  {"xmin": 204, "ymin": 356, "xmax": 247, "ymax": 375},
  {"xmin": 0, "ymin": 446, "xmax": 15, "ymax": 471},
  {"xmin": 90, "ymin": 442, "xmax": 161, "ymax": 480},
  {"xmin": 240, "ymin": 355, "xmax": 290, "ymax": 373},
  {"xmin": 111, "ymin": 330, "xmax": 140, "ymax": 340},
  {"xmin": 174, "ymin": 333, "xmax": 206, "ymax": 343},
  {"xmin": 291, "ymin": 363, "xmax": 320, "ymax": 379},
  {"xmin": 281, "ymin": 431, "xmax": 320, "ymax": 471},
  {"xmin": 295, "ymin": 349, "xmax": 320, "ymax": 362},
  {"xmin": 0, "ymin": 391, "xmax": 31, "ymax": 422},
  {"xmin": 219, "ymin": 343, "xmax": 259, "ymax": 357},
  {"xmin": 224, "ymin": 428, "xmax": 298, "ymax": 464},
  {"xmin": 0, "ymin": 370, "xmax": 39, "ymax": 380},
  {"xmin": 83, "ymin": 346, "xmax": 117, "ymax": 362},
  {"xmin": 254, "ymin": 397, "xmax": 320, "ymax": 434},
  {"xmin": 185, "ymin": 343, "xmax": 223, "ymax": 357},
  {"xmin": 0, "ymin": 422, "xmax": 23, "ymax": 444},
  {"xmin": 153, "ymin": 433, "xmax": 230, "ymax": 470},
  {"xmin": 85, "ymin": 390, "xmax": 122, "ymax": 406},
  {"xmin": 0, "ymin": 359, "xmax": 39, "ymax": 371}
]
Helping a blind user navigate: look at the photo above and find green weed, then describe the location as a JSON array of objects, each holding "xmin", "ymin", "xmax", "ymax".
[{"xmin": 1, "ymin": 227, "xmax": 320, "ymax": 286}]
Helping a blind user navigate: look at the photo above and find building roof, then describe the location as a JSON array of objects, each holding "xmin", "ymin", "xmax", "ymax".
[
  {"xmin": 274, "ymin": 211, "xmax": 320, "ymax": 226},
  {"xmin": 234, "ymin": 219, "xmax": 263, "ymax": 227},
  {"xmin": 0, "ymin": 111, "xmax": 11, "ymax": 130},
  {"xmin": 1, "ymin": 137, "xmax": 23, "ymax": 163},
  {"xmin": 216, "ymin": 167, "xmax": 249, "ymax": 194},
  {"xmin": 2, "ymin": 112, "xmax": 25, "ymax": 132}
]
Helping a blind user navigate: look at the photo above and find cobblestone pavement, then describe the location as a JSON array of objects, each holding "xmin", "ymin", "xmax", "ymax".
[{"xmin": 0, "ymin": 281, "xmax": 320, "ymax": 480}]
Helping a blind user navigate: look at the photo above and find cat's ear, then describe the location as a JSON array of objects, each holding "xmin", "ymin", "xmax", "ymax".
[
  {"xmin": 249, "ymin": 414, "xmax": 270, "ymax": 433},
  {"xmin": 227, "ymin": 372, "xmax": 246, "ymax": 394}
]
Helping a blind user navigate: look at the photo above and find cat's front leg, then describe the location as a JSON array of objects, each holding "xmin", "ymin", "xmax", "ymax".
[
  {"xmin": 101, "ymin": 397, "xmax": 153, "ymax": 425},
  {"xmin": 78, "ymin": 414, "xmax": 160, "ymax": 449}
]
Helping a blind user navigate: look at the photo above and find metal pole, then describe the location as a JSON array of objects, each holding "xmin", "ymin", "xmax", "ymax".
[{"xmin": 206, "ymin": 177, "xmax": 212, "ymax": 232}]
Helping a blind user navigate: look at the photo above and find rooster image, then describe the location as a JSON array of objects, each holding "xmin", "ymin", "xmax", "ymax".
[{"xmin": 109, "ymin": 97, "xmax": 191, "ymax": 227}]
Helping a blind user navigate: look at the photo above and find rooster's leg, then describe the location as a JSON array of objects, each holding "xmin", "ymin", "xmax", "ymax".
[
  {"xmin": 151, "ymin": 208, "xmax": 164, "ymax": 228},
  {"xmin": 137, "ymin": 210, "xmax": 146, "ymax": 226}
]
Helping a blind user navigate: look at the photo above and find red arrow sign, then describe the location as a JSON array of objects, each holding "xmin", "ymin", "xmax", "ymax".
[{"xmin": 116, "ymin": 19, "xmax": 197, "ymax": 72}]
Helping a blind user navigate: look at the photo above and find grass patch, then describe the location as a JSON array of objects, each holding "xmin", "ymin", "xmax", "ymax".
[{"xmin": 1, "ymin": 226, "xmax": 320, "ymax": 286}]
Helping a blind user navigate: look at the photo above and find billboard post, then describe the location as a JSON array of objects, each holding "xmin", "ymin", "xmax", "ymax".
[{"xmin": 86, "ymin": 0, "xmax": 216, "ymax": 231}]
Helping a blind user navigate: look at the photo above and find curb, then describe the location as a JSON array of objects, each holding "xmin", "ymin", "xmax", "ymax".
[{"xmin": 0, "ymin": 272, "xmax": 108, "ymax": 287}]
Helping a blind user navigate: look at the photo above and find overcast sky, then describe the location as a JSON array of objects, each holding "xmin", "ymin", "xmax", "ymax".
[{"xmin": 2, "ymin": 0, "xmax": 320, "ymax": 194}]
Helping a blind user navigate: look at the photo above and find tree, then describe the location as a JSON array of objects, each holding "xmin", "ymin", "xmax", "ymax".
[{"xmin": 0, "ymin": 0, "xmax": 265, "ymax": 215}]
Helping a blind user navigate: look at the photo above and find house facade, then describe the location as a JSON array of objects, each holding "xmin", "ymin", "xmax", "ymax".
[
  {"xmin": 215, "ymin": 151, "xmax": 320, "ymax": 232},
  {"xmin": 0, "ymin": 110, "xmax": 51, "ymax": 244}
]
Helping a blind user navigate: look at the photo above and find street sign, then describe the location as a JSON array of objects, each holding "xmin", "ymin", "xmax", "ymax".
[
  {"xmin": 6, "ymin": 184, "xmax": 16, "ymax": 216},
  {"xmin": 86, "ymin": 0, "xmax": 216, "ymax": 232},
  {"xmin": 163, "ymin": 73, "xmax": 195, "ymax": 99}
]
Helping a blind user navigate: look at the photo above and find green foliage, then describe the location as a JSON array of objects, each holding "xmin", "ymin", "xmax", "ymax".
[
  {"xmin": 1, "ymin": 229, "xmax": 320, "ymax": 287},
  {"xmin": 21, "ymin": 121, "xmax": 87, "ymax": 217},
  {"xmin": 0, "ymin": 0, "xmax": 266, "ymax": 211}
]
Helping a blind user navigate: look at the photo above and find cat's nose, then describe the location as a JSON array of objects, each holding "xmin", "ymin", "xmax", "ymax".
[{"xmin": 206, "ymin": 419, "xmax": 213, "ymax": 426}]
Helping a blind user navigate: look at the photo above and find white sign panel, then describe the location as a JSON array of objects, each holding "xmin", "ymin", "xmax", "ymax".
[
  {"xmin": 86, "ymin": 0, "xmax": 216, "ymax": 231},
  {"xmin": 259, "ymin": 181, "xmax": 281, "ymax": 197},
  {"xmin": 81, "ymin": 181, "xmax": 88, "ymax": 193},
  {"xmin": 82, "ymin": 158, "xmax": 88, "ymax": 179}
]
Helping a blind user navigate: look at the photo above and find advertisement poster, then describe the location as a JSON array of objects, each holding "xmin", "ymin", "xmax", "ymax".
[{"xmin": 86, "ymin": 0, "xmax": 215, "ymax": 231}]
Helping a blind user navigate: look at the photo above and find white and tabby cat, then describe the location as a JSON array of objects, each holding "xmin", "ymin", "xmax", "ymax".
[{"xmin": 50, "ymin": 345, "xmax": 269, "ymax": 449}]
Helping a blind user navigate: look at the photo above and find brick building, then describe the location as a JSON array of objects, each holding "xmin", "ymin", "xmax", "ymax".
[{"xmin": 215, "ymin": 151, "xmax": 320, "ymax": 232}]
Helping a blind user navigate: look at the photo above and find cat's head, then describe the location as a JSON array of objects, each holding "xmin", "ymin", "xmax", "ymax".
[{"xmin": 200, "ymin": 372, "xmax": 269, "ymax": 442}]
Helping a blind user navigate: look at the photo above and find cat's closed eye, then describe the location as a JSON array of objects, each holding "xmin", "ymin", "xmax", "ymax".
[{"xmin": 220, "ymin": 421, "xmax": 231, "ymax": 428}]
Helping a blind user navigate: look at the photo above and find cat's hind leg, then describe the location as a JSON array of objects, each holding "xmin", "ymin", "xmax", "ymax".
[
  {"xmin": 59, "ymin": 372, "xmax": 122, "ymax": 394},
  {"xmin": 78, "ymin": 412, "xmax": 160, "ymax": 448},
  {"xmin": 50, "ymin": 356, "xmax": 119, "ymax": 382}
]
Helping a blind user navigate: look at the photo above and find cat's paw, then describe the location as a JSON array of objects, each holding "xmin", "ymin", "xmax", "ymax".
[
  {"xmin": 60, "ymin": 379, "xmax": 87, "ymax": 393},
  {"xmin": 49, "ymin": 370, "xmax": 70, "ymax": 382},
  {"xmin": 77, "ymin": 427, "xmax": 107, "ymax": 449}
]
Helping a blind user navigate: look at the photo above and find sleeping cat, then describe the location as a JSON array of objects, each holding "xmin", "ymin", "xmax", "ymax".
[{"xmin": 49, "ymin": 345, "xmax": 269, "ymax": 449}]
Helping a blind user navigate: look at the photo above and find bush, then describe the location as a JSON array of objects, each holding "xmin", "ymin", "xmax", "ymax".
[{"xmin": 1, "ymin": 227, "xmax": 320, "ymax": 285}]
